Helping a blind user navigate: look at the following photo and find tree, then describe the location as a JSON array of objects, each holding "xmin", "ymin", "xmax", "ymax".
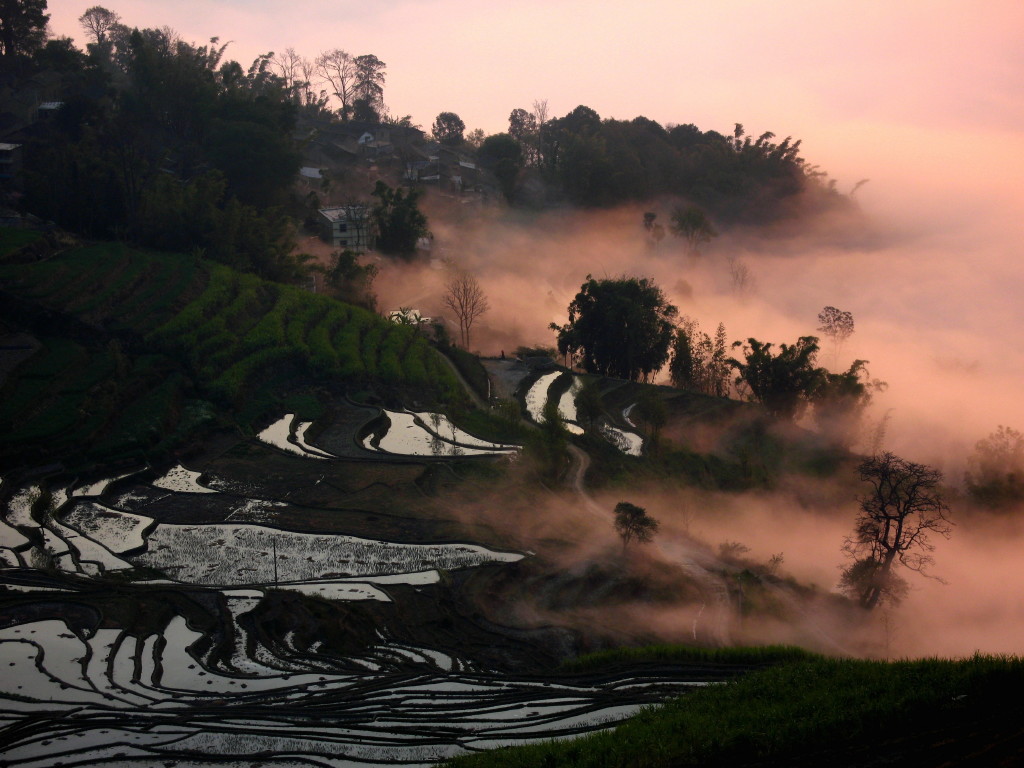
[
  {"xmin": 840, "ymin": 452, "xmax": 952, "ymax": 610},
  {"xmin": 370, "ymin": 181, "xmax": 428, "ymax": 258},
  {"xmin": 670, "ymin": 318, "xmax": 729, "ymax": 397},
  {"xmin": 729, "ymin": 336, "xmax": 826, "ymax": 420},
  {"xmin": 322, "ymin": 249, "xmax": 377, "ymax": 310},
  {"xmin": 478, "ymin": 133, "xmax": 522, "ymax": 201},
  {"xmin": 614, "ymin": 501, "xmax": 659, "ymax": 552},
  {"xmin": 432, "ymin": 111, "xmax": 465, "ymax": 145},
  {"xmin": 443, "ymin": 270, "xmax": 489, "ymax": 349},
  {"xmin": 965, "ymin": 425, "xmax": 1024, "ymax": 510},
  {"xmin": 353, "ymin": 53, "xmax": 385, "ymax": 112},
  {"xmin": 78, "ymin": 5, "xmax": 119, "ymax": 45},
  {"xmin": 0, "ymin": 0, "xmax": 49, "ymax": 62},
  {"xmin": 818, "ymin": 306, "xmax": 855, "ymax": 366},
  {"xmin": 315, "ymin": 49, "xmax": 356, "ymax": 118},
  {"xmin": 670, "ymin": 205, "xmax": 717, "ymax": 255},
  {"xmin": 634, "ymin": 391, "xmax": 667, "ymax": 447},
  {"xmin": 464, "ymin": 128, "xmax": 485, "ymax": 149},
  {"xmin": 551, "ymin": 276, "xmax": 678, "ymax": 382}
]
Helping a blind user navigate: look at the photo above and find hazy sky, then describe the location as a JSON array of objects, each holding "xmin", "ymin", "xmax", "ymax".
[{"xmin": 46, "ymin": 1, "xmax": 1024, "ymax": 154}]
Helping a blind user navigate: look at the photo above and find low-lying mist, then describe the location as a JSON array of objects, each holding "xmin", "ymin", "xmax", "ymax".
[{"xmin": 378, "ymin": 136, "xmax": 1024, "ymax": 659}]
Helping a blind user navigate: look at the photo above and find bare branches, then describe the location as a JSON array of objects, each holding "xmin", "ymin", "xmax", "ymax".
[
  {"xmin": 841, "ymin": 451, "xmax": 952, "ymax": 610},
  {"xmin": 315, "ymin": 49, "xmax": 356, "ymax": 118},
  {"xmin": 443, "ymin": 271, "xmax": 489, "ymax": 350}
]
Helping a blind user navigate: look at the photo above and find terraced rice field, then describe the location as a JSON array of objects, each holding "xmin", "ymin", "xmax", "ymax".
[{"xmin": 0, "ymin": 463, "xmax": 718, "ymax": 766}]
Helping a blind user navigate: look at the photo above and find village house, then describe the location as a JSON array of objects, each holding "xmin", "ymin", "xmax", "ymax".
[{"xmin": 317, "ymin": 205, "xmax": 372, "ymax": 252}]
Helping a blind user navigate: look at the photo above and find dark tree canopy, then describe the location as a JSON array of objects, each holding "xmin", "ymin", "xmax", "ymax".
[
  {"xmin": 841, "ymin": 452, "xmax": 952, "ymax": 610},
  {"xmin": 371, "ymin": 181, "xmax": 428, "ymax": 258},
  {"xmin": 0, "ymin": 0, "xmax": 49, "ymax": 62},
  {"xmin": 432, "ymin": 111, "xmax": 465, "ymax": 145},
  {"xmin": 531, "ymin": 106, "xmax": 847, "ymax": 223},
  {"xmin": 729, "ymin": 336, "xmax": 826, "ymax": 421},
  {"xmin": 551, "ymin": 276, "xmax": 678, "ymax": 382},
  {"xmin": 614, "ymin": 501, "xmax": 659, "ymax": 551}
]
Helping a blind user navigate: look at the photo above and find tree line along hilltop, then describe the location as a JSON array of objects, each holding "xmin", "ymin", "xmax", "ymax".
[{"xmin": 2, "ymin": 1, "xmax": 860, "ymax": 280}]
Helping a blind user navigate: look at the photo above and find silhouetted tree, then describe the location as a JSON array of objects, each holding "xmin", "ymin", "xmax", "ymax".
[
  {"xmin": 78, "ymin": 5, "xmax": 119, "ymax": 45},
  {"xmin": 818, "ymin": 306, "xmax": 855, "ymax": 366},
  {"xmin": 432, "ymin": 111, "xmax": 465, "ymax": 145},
  {"xmin": 353, "ymin": 53, "xmax": 385, "ymax": 112},
  {"xmin": 478, "ymin": 133, "xmax": 522, "ymax": 201},
  {"xmin": 634, "ymin": 391, "xmax": 668, "ymax": 447},
  {"xmin": 614, "ymin": 501, "xmax": 659, "ymax": 552},
  {"xmin": 0, "ymin": 0, "xmax": 49, "ymax": 62},
  {"xmin": 729, "ymin": 336, "xmax": 826, "ymax": 420},
  {"xmin": 841, "ymin": 452, "xmax": 952, "ymax": 610},
  {"xmin": 551, "ymin": 276, "xmax": 677, "ymax": 382},
  {"xmin": 813, "ymin": 359, "xmax": 883, "ymax": 448}
]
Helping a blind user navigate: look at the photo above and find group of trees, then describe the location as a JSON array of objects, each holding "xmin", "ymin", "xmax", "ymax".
[
  {"xmin": 8, "ymin": 6, "xmax": 311, "ymax": 278},
  {"xmin": 491, "ymin": 105, "xmax": 848, "ymax": 222},
  {"xmin": 669, "ymin": 318, "xmax": 730, "ymax": 397},
  {"xmin": 551, "ymin": 279, "xmax": 874, "ymax": 446}
]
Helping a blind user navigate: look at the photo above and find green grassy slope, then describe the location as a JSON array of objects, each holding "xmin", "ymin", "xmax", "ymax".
[
  {"xmin": 443, "ymin": 653, "xmax": 1024, "ymax": 767},
  {"xmin": 0, "ymin": 233, "xmax": 461, "ymax": 469}
]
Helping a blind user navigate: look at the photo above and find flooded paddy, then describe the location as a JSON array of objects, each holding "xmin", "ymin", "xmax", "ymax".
[{"xmin": 0, "ymin": 404, "xmax": 707, "ymax": 766}]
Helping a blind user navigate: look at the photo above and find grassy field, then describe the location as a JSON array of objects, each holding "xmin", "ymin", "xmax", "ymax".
[{"xmin": 443, "ymin": 652, "xmax": 1024, "ymax": 767}]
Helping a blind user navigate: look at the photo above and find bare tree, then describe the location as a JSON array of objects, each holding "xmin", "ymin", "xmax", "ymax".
[
  {"xmin": 79, "ymin": 5, "xmax": 120, "ymax": 45},
  {"xmin": 316, "ymin": 49, "xmax": 356, "ymax": 119},
  {"xmin": 443, "ymin": 271, "xmax": 489, "ymax": 349},
  {"xmin": 614, "ymin": 501, "xmax": 659, "ymax": 552},
  {"xmin": 840, "ymin": 452, "xmax": 952, "ymax": 610}
]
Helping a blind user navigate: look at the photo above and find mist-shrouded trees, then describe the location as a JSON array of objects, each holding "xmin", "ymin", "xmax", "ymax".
[
  {"xmin": 813, "ymin": 360, "xmax": 882, "ymax": 448},
  {"xmin": 443, "ymin": 270, "xmax": 489, "ymax": 349},
  {"xmin": 551, "ymin": 276, "xmax": 677, "ymax": 382},
  {"xmin": 965, "ymin": 425, "xmax": 1024, "ymax": 510},
  {"xmin": 729, "ymin": 336, "xmax": 826, "ymax": 421},
  {"xmin": 478, "ymin": 133, "xmax": 522, "ymax": 201},
  {"xmin": 818, "ymin": 305, "xmax": 855, "ymax": 366},
  {"xmin": 614, "ymin": 502, "xmax": 659, "ymax": 552},
  {"xmin": 730, "ymin": 335, "xmax": 880, "ymax": 443},
  {"xmin": 840, "ymin": 452, "xmax": 952, "ymax": 610},
  {"xmin": 670, "ymin": 318, "xmax": 730, "ymax": 397},
  {"xmin": 432, "ymin": 111, "xmax": 465, "ymax": 145},
  {"xmin": 670, "ymin": 205, "xmax": 717, "ymax": 255},
  {"xmin": 370, "ymin": 181, "xmax": 428, "ymax": 258}
]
